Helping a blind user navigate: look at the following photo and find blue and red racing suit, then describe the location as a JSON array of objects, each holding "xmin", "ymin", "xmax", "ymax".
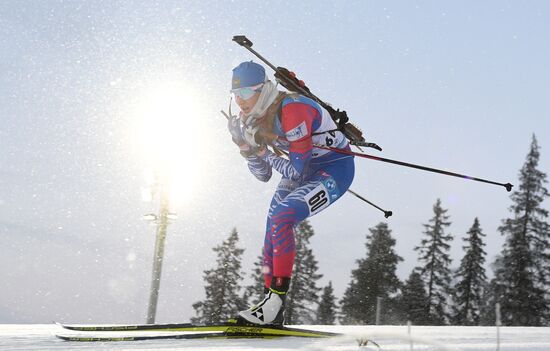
[{"xmin": 245, "ymin": 94, "xmax": 355, "ymax": 288}]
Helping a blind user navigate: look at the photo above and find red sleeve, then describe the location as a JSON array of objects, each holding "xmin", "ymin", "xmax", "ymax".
[
  {"xmin": 281, "ymin": 103, "xmax": 318, "ymax": 153},
  {"xmin": 280, "ymin": 102, "xmax": 319, "ymax": 175}
]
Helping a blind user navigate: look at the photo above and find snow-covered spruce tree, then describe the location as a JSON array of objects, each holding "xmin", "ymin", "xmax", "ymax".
[
  {"xmin": 191, "ymin": 228, "xmax": 247, "ymax": 324},
  {"xmin": 316, "ymin": 281, "xmax": 338, "ymax": 325},
  {"xmin": 493, "ymin": 134, "xmax": 549, "ymax": 326},
  {"xmin": 451, "ymin": 217, "xmax": 487, "ymax": 326},
  {"xmin": 340, "ymin": 222, "xmax": 403, "ymax": 324},
  {"xmin": 414, "ymin": 199, "xmax": 453, "ymax": 325},
  {"xmin": 285, "ymin": 220, "xmax": 322, "ymax": 324},
  {"xmin": 399, "ymin": 270, "xmax": 430, "ymax": 325}
]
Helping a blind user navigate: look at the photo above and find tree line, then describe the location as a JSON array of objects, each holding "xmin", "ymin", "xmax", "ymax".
[{"xmin": 192, "ymin": 135, "xmax": 549, "ymax": 326}]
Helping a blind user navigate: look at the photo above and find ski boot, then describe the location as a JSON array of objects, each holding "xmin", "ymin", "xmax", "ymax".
[{"xmin": 238, "ymin": 277, "xmax": 290, "ymax": 326}]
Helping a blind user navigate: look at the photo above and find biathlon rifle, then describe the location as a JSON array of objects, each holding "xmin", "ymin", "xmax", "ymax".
[{"xmin": 232, "ymin": 35, "xmax": 381, "ymax": 152}]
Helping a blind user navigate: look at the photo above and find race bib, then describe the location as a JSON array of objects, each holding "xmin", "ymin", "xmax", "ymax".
[{"xmin": 304, "ymin": 183, "xmax": 331, "ymax": 216}]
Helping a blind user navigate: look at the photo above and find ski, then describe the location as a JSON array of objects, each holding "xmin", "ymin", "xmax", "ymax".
[
  {"xmin": 55, "ymin": 322, "xmax": 381, "ymax": 346},
  {"xmin": 56, "ymin": 321, "xmax": 340, "ymax": 339},
  {"xmin": 56, "ymin": 331, "xmax": 300, "ymax": 342}
]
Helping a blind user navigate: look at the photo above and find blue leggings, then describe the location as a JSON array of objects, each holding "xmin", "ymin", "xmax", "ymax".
[{"xmin": 262, "ymin": 156, "xmax": 354, "ymax": 287}]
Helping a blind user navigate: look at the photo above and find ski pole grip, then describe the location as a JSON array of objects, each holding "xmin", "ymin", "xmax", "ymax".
[
  {"xmin": 220, "ymin": 110, "xmax": 230, "ymax": 120},
  {"xmin": 233, "ymin": 35, "xmax": 253, "ymax": 47}
]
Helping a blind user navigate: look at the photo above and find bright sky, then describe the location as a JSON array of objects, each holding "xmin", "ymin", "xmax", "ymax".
[{"xmin": 1, "ymin": 1, "xmax": 549, "ymax": 323}]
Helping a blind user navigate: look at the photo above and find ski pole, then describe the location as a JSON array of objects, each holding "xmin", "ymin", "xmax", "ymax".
[
  {"xmin": 314, "ymin": 144, "xmax": 513, "ymax": 192},
  {"xmin": 347, "ymin": 189, "xmax": 393, "ymax": 218},
  {"xmin": 220, "ymin": 110, "xmax": 393, "ymax": 217}
]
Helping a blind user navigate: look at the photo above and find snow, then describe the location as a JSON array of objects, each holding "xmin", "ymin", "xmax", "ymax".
[{"xmin": 1, "ymin": 324, "xmax": 549, "ymax": 351}]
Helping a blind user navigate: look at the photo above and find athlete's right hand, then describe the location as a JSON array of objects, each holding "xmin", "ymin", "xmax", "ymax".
[{"xmin": 227, "ymin": 115, "xmax": 246, "ymax": 146}]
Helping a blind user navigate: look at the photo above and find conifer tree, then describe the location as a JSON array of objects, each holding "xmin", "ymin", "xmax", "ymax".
[
  {"xmin": 494, "ymin": 135, "xmax": 549, "ymax": 325},
  {"xmin": 340, "ymin": 222, "xmax": 403, "ymax": 324},
  {"xmin": 191, "ymin": 228, "xmax": 246, "ymax": 324},
  {"xmin": 495, "ymin": 135, "xmax": 550, "ymax": 326},
  {"xmin": 399, "ymin": 270, "xmax": 430, "ymax": 325},
  {"xmin": 316, "ymin": 281, "xmax": 338, "ymax": 325},
  {"xmin": 452, "ymin": 218, "xmax": 487, "ymax": 325},
  {"xmin": 414, "ymin": 199, "xmax": 453, "ymax": 325},
  {"xmin": 285, "ymin": 220, "xmax": 322, "ymax": 324}
]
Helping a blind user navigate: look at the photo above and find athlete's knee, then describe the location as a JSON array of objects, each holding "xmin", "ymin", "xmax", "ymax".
[
  {"xmin": 270, "ymin": 205, "xmax": 299, "ymax": 231},
  {"xmin": 268, "ymin": 205, "xmax": 296, "ymax": 253}
]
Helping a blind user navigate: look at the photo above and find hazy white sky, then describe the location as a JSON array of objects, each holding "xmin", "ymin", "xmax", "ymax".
[{"xmin": 1, "ymin": 1, "xmax": 549, "ymax": 323}]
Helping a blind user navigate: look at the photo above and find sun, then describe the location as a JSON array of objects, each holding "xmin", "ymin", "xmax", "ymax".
[{"xmin": 131, "ymin": 80, "xmax": 208, "ymax": 207}]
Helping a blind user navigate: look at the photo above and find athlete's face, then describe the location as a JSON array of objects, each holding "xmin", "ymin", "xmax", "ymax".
[{"xmin": 236, "ymin": 91, "xmax": 261, "ymax": 118}]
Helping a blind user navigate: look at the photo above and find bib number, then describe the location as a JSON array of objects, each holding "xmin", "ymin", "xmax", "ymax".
[
  {"xmin": 305, "ymin": 184, "xmax": 331, "ymax": 215},
  {"xmin": 324, "ymin": 131, "xmax": 336, "ymax": 147}
]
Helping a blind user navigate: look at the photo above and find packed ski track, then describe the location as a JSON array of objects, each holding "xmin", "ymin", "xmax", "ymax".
[{"xmin": 1, "ymin": 324, "xmax": 550, "ymax": 351}]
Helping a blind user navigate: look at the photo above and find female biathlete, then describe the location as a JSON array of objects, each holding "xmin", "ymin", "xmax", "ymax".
[{"xmin": 227, "ymin": 61, "xmax": 355, "ymax": 325}]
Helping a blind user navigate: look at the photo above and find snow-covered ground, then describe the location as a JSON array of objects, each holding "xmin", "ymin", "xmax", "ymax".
[{"xmin": 1, "ymin": 324, "xmax": 549, "ymax": 351}]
